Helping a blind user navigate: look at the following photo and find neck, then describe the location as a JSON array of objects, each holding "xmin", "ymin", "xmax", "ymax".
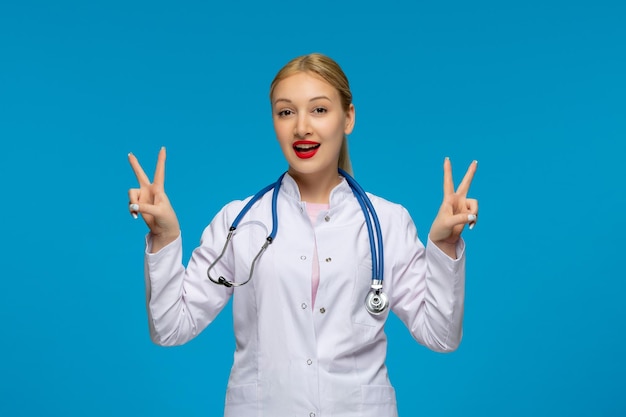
[{"xmin": 289, "ymin": 168, "xmax": 341, "ymax": 204}]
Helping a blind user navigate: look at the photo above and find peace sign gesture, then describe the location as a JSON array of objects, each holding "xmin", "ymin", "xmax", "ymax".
[
  {"xmin": 429, "ymin": 158, "xmax": 478, "ymax": 257},
  {"xmin": 128, "ymin": 147, "xmax": 180, "ymax": 250}
]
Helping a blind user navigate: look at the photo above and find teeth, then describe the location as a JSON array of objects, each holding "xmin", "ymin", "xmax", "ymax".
[{"xmin": 294, "ymin": 143, "xmax": 320, "ymax": 151}]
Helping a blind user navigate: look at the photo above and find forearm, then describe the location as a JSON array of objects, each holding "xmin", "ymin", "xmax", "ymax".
[
  {"xmin": 144, "ymin": 234, "xmax": 195, "ymax": 345},
  {"xmin": 144, "ymin": 230, "xmax": 233, "ymax": 346},
  {"xmin": 420, "ymin": 239, "xmax": 465, "ymax": 351},
  {"xmin": 393, "ymin": 237, "xmax": 466, "ymax": 353}
]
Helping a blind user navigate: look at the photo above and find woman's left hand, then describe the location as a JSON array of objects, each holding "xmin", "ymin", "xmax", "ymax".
[{"xmin": 429, "ymin": 158, "xmax": 478, "ymax": 257}]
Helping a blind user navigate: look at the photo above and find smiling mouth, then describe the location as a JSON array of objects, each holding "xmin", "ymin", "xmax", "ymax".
[{"xmin": 293, "ymin": 141, "xmax": 320, "ymax": 159}]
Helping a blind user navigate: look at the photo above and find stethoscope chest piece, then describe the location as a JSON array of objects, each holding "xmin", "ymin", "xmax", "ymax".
[{"xmin": 364, "ymin": 282, "xmax": 389, "ymax": 315}]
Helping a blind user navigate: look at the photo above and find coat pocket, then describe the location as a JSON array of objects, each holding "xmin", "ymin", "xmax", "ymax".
[
  {"xmin": 226, "ymin": 383, "xmax": 258, "ymax": 404},
  {"xmin": 360, "ymin": 384, "xmax": 398, "ymax": 416}
]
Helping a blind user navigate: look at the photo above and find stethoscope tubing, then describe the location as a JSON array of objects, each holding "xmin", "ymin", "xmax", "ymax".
[
  {"xmin": 207, "ymin": 173, "xmax": 285, "ymax": 287},
  {"xmin": 206, "ymin": 170, "xmax": 389, "ymax": 314},
  {"xmin": 339, "ymin": 168, "xmax": 384, "ymax": 283},
  {"xmin": 231, "ymin": 172, "xmax": 286, "ymax": 239}
]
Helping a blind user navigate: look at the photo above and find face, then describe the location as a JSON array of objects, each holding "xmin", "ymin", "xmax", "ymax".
[{"xmin": 271, "ymin": 71, "xmax": 355, "ymax": 179}]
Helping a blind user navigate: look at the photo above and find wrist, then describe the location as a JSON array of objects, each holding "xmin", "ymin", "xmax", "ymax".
[
  {"xmin": 149, "ymin": 230, "xmax": 180, "ymax": 252},
  {"xmin": 431, "ymin": 239, "xmax": 458, "ymax": 259}
]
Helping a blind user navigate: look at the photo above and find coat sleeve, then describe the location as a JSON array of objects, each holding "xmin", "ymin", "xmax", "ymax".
[
  {"xmin": 143, "ymin": 205, "xmax": 238, "ymax": 346},
  {"xmin": 388, "ymin": 206, "xmax": 465, "ymax": 352}
]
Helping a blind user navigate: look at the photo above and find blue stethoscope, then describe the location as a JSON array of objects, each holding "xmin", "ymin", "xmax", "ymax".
[{"xmin": 206, "ymin": 169, "xmax": 389, "ymax": 315}]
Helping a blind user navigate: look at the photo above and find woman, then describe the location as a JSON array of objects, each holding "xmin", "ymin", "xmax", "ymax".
[{"xmin": 128, "ymin": 53, "xmax": 478, "ymax": 417}]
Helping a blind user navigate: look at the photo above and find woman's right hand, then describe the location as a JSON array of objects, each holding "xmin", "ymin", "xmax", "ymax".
[{"xmin": 128, "ymin": 147, "xmax": 181, "ymax": 250}]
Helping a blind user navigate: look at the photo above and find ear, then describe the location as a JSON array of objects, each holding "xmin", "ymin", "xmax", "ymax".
[{"xmin": 344, "ymin": 103, "xmax": 355, "ymax": 135}]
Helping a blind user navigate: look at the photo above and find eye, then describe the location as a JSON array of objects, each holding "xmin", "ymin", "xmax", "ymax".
[
  {"xmin": 312, "ymin": 107, "xmax": 327, "ymax": 114},
  {"xmin": 277, "ymin": 109, "xmax": 294, "ymax": 117}
]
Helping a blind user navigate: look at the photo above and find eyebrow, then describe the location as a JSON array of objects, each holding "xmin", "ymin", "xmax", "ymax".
[{"xmin": 273, "ymin": 95, "xmax": 332, "ymax": 106}]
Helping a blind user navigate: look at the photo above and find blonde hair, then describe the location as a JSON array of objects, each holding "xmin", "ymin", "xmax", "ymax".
[{"xmin": 270, "ymin": 53, "xmax": 354, "ymax": 176}]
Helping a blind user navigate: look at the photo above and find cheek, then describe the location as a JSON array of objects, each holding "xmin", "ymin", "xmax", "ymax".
[
  {"xmin": 272, "ymin": 119, "xmax": 285, "ymax": 137},
  {"xmin": 329, "ymin": 118, "xmax": 348, "ymax": 137},
  {"xmin": 273, "ymin": 122, "xmax": 292, "ymax": 148}
]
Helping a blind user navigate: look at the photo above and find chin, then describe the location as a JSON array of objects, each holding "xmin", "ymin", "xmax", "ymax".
[{"xmin": 288, "ymin": 162, "xmax": 337, "ymax": 178}]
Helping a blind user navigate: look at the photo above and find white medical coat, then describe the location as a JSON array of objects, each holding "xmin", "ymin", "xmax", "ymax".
[{"xmin": 144, "ymin": 174, "xmax": 465, "ymax": 417}]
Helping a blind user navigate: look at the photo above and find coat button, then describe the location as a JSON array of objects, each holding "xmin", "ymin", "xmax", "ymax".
[
  {"xmin": 306, "ymin": 359, "xmax": 313, "ymax": 365},
  {"xmin": 310, "ymin": 413, "xmax": 316, "ymax": 417},
  {"xmin": 325, "ymin": 257, "xmax": 332, "ymax": 262},
  {"xmin": 319, "ymin": 308, "xmax": 326, "ymax": 314},
  {"xmin": 301, "ymin": 303, "xmax": 307, "ymax": 309},
  {"xmin": 300, "ymin": 255, "xmax": 306, "ymax": 260},
  {"xmin": 324, "ymin": 215, "xmax": 330, "ymax": 222}
]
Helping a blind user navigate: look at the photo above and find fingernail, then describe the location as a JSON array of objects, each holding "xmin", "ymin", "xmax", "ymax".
[
  {"xmin": 131, "ymin": 212, "xmax": 138, "ymax": 219},
  {"xmin": 473, "ymin": 160, "xmax": 478, "ymax": 164},
  {"xmin": 445, "ymin": 156, "xmax": 450, "ymax": 161},
  {"xmin": 130, "ymin": 203, "xmax": 139, "ymax": 211},
  {"xmin": 468, "ymin": 213, "xmax": 477, "ymax": 230}
]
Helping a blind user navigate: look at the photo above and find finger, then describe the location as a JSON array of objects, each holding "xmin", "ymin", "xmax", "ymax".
[
  {"xmin": 456, "ymin": 160, "xmax": 478, "ymax": 196},
  {"xmin": 128, "ymin": 188, "xmax": 140, "ymax": 203},
  {"xmin": 133, "ymin": 200, "xmax": 165, "ymax": 219},
  {"xmin": 466, "ymin": 198, "xmax": 479, "ymax": 229},
  {"xmin": 128, "ymin": 188, "xmax": 140, "ymax": 218},
  {"xmin": 128, "ymin": 188, "xmax": 140, "ymax": 219},
  {"xmin": 443, "ymin": 157, "xmax": 454, "ymax": 196},
  {"xmin": 128, "ymin": 152, "xmax": 152, "ymax": 186},
  {"xmin": 466, "ymin": 198, "xmax": 479, "ymax": 215},
  {"xmin": 467, "ymin": 213, "xmax": 477, "ymax": 230},
  {"xmin": 128, "ymin": 201, "xmax": 162, "ymax": 219},
  {"xmin": 153, "ymin": 147, "xmax": 166, "ymax": 188},
  {"xmin": 448, "ymin": 212, "xmax": 477, "ymax": 229},
  {"xmin": 129, "ymin": 203, "xmax": 139, "ymax": 219}
]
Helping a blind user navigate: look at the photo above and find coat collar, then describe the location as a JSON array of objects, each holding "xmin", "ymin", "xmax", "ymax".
[{"xmin": 280, "ymin": 172, "xmax": 355, "ymax": 208}]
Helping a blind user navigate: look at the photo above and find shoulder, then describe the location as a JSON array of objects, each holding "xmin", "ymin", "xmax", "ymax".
[
  {"xmin": 205, "ymin": 195, "xmax": 255, "ymax": 228},
  {"xmin": 222, "ymin": 197, "xmax": 252, "ymax": 213},
  {"xmin": 363, "ymin": 192, "xmax": 417, "ymax": 234},
  {"xmin": 364, "ymin": 193, "xmax": 424, "ymax": 252},
  {"xmin": 366, "ymin": 192, "xmax": 411, "ymax": 219}
]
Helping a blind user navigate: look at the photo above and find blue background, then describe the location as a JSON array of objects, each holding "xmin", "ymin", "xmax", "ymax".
[{"xmin": 1, "ymin": 1, "xmax": 625, "ymax": 416}]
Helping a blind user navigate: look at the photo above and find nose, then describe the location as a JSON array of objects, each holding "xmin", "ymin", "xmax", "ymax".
[{"xmin": 294, "ymin": 113, "xmax": 311, "ymax": 138}]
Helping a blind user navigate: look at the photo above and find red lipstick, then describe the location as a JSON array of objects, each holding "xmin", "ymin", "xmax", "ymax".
[{"xmin": 293, "ymin": 140, "xmax": 320, "ymax": 159}]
